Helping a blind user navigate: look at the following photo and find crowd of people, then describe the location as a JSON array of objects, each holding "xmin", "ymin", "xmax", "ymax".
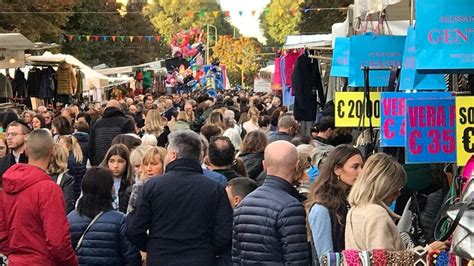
[{"xmin": 0, "ymin": 90, "xmax": 451, "ymax": 265}]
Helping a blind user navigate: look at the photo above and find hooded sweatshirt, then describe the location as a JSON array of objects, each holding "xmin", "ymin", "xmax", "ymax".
[{"xmin": 0, "ymin": 164, "xmax": 78, "ymax": 266}]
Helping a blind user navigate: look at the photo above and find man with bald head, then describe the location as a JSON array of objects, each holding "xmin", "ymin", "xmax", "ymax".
[
  {"xmin": 232, "ymin": 141, "xmax": 309, "ymax": 265},
  {"xmin": 89, "ymin": 99, "xmax": 135, "ymax": 165}
]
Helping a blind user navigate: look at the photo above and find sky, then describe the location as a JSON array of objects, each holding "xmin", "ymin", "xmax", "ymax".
[{"xmin": 218, "ymin": 0, "xmax": 271, "ymax": 43}]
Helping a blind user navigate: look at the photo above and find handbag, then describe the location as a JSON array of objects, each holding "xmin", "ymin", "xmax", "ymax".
[
  {"xmin": 445, "ymin": 180, "xmax": 473, "ymax": 260},
  {"xmin": 399, "ymin": 192, "xmax": 427, "ymax": 249},
  {"xmin": 75, "ymin": 211, "xmax": 104, "ymax": 251}
]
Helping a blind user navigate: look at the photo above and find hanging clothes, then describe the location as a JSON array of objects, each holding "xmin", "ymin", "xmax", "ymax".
[
  {"xmin": 56, "ymin": 62, "xmax": 76, "ymax": 95},
  {"xmin": 291, "ymin": 52, "xmax": 325, "ymax": 122},
  {"xmin": 39, "ymin": 67, "xmax": 55, "ymax": 100},
  {"xmin": 281, "ymin": 55, "xmax": 295, "ymax": 107},
  {"xmin": 27, "ymin": 67, "xmax": 42, "ymax": 98},
  {"xmin": 75, "ymin": 69, "xmax": 84, "ymax": 100},
  {"xmin": 12, "ymin": 69, "xmax": 27, "ymax": 98},
  {"xmin": 272, "ymin": 57, "xmax": 282, "ymax": 91},
  {"xmin": 283, "ymin": 51, "xmax": 302, "ymax": 89},
  {"xmin": 0, "ymin": 73, "xmax": 13, "ymax": 103}
]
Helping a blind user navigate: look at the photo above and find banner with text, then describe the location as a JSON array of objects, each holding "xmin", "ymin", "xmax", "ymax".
[
  {"xmin": 399, "ymin": 27, "xmax": 447, "ymax": 91},
  {"xmin": 349, "ymin": 34, "xmax": 406, "ymax": 87},
  {"xmin": 456, "ymin": 96, "xmax": 474, "ymax": 166},
  {"xmin": 381, "ymin": 92, "xmax": 452, "ymax": 147},
  {"xmin": 415, "ymin": 0, "xmax": 474, "ymax": 73},
  {"xmin": 335, "ymin": 91, "xmax": 381, "ymax": 127},
  {"xmin": 405, "ymin": 98, "xmax": 456, "ymax": 164},
  {"xmin": 330, "ymin": 37, "xmax": 350, "ymax": 77}
]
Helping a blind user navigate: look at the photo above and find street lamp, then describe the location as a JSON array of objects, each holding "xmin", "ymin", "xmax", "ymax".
[{"xmin": 205, "ymin": 24, "xmax": 218, "ymax": 65}]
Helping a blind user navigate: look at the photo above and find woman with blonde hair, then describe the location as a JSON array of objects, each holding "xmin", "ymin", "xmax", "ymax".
[
  {"xmin": 48, "ymin": 143, "xmax": 75, "ymax": 213},
  {"xmin": 127, "ymin": 146, "xmax": 167, "ymax": 214},
  {"xmin": 171, "ymin": 111, "xmax": 190, "ymax": 132},
  {"xmin": 345, "ymin": 153, "xmax": 448, "ymax": 252},
  {"xmin": 144, "ymin": 109, "xmax": 170, "ymax": 147},
  {"xmin": 59, "ymin": 135, "xmax": 86, "ymax": 202},
  {"xmin": 242, "ymin": 107, "xmax": 260, "ymax": 133}
]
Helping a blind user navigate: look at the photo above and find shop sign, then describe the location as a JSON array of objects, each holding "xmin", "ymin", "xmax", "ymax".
[
  {"xmin": 380, "ymin": 92, "xmax": 452, "ymax": 147},
  {"xmin": 456, "ymin": 96, "xmax": 474, "ymax": 166},
  {"xmin": 405, "ymin": 98, "xmax": 456, "ymax": 163},
  {"xmin": 335, "ymin": 91, "xmax": 381, "ymax": 127}
]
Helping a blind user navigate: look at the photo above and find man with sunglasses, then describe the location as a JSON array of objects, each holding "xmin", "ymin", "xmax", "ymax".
[{"xmin": 0, "ymin": 121, "xmax": 30, "ymax": 177}]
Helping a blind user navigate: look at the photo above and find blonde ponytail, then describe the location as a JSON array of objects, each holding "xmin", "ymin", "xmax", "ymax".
[{"xmin": 71, "ymin": 136, "xmax": 83, "ymax": 163}]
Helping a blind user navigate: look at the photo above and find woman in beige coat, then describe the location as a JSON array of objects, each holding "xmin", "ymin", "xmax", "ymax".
[{"xmin": 345, "ymin": 153, "xmax": 448, "ymax": 251}]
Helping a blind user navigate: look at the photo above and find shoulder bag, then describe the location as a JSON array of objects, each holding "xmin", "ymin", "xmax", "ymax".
[{"xmin": 75, "ymin": 211, "xmax": 104, "ymax": 251}]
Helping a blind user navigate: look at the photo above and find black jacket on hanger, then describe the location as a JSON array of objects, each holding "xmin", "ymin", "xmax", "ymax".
[
  {"xmin": 12, "ymin": 69, "xmax": 27, "ymax": 98},
  {"xmin": 291, "ymin": 52, "xmax": 325, "ymax": 122},
  {"xmin": 27, "ymin": 68, "xmax": 42, "ymax": 98}
]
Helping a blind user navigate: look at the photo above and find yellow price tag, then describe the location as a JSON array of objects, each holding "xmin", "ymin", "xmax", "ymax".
[
  {"xmin": 335, "ymin": 92, "xmax": 381, "ymax": 127},
  {"xmin": 456, "ymin": 96, "xmax": 474, "ymax": 166}
]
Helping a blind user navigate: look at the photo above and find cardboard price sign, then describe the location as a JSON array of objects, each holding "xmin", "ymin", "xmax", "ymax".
[
  {"xmin": 456, "ymin": 96, "xmax": 474, "ymax": 166},
  {"xmin": 380, "ymin": 92, "xmax": 452, "ymax": 147},
  {"xmin": 406, "ymin": 99, "xmax": 456, "ymax": 164},
  {"xmin": 335, "ymin": 92, "xmax": 381, "ymax": 127}
]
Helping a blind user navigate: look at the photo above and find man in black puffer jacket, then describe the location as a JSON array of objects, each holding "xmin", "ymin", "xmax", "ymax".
[
  {"xmin": 89, "ymin": 100, "xmax": 135, "ymax": 166},
  {"xmin": 232, "ymin": 140, "xmax": 309, "ymax": 265}
]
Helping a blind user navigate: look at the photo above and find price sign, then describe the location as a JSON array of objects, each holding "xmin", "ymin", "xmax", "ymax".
[
  {"xmin": 380, "ymin": 92, "xmax": 452, "ymax": 147},
  {"xmin": 456, "ymin": 96, "xmax": 474, "ymax": 166},
  {"xmin": 406, "ymin": 99, "xmax": 456, "ymax": 164},
  {"xmin": 335, "ymin": 92, "xmax": 381, "ymax": 127}
]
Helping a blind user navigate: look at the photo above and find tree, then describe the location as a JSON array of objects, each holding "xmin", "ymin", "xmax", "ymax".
[
  {"xmin": 61, "ymin": 1, "xmax": 169, "ymax": 67},
  {"xmin": 261, "ymin": 0, "xmax": 304, "ymax": 46},
  {"xmin": 299, "ymin": 0, "xmax": 351, "ymax": 34},
  {"xmin": 212, "ymin": 36, "xmax": 262, "ymax": 87},
  {"xmin": 61, "ymin": 0, "xmax": 122, "ymax": 67},
  {"xmin": 144, "ymin": 0, "xmax": 233, "ymax": 43},
  {"xmin": 0, "ymin": 0, "xmax": 74, "ymax": 42}
]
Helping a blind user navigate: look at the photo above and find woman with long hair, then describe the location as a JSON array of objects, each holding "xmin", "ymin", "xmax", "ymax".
[
  {"xmin": 67, "ymin": 167, "xmax": 141, "ymax": 265},
  {"xmin": 100, "ymin": 144, "xmax": 133, "ymax": 213},
  {"xmin": 21, "ymin": 110, "xmax": 35, "ymax": 129},
  {"xmin": 242, "ymin": 107, "xmax": 260, "ymax": 133},
  {"xmin": 48, "ymin": 143, "xmax": 75, "ymax": 213},
  {"xmin": 144, "ymin": 109, "xmax": 169, "ymax": 147},
  {"xmin": 305, "ymin": 145, "xmax": 363, "ymax": 264},
  {"xmin": 344, "ymin": 153, "xmax": 447, "ymax": 252},
  {"xmin": 237, "ymin": 130, "xmax": 268, "ymax": 180},
  {"xmin": 58, "ymin": 135, "xmax": 86, "ymax": 202},
  {"xmin": 207, "ymin": 110, "xmax": 224, "ymax": 130}
]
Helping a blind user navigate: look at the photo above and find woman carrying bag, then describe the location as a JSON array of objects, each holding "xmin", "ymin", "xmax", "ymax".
[{"xmin": 67, "ymin": 167, "xmax": 141, "ymax": 265}]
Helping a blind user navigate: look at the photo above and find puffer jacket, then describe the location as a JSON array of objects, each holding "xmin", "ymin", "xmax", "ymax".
[
  {"xmin": 232, "ymin": 176, "xmax": 309, "ymax": 265},
  {"xmin": 50, "ymin": 172, "xmax": 75, "ymax": 214},
  {"xmin": 67, "ymin": 153, "xmax": 87, "ymax": 202},
  {"xmin": 89, "ymin": 107, "xmax": 135, "ymax": 166},
  {"xmin": 68, "ymin": 210, "xmax": 141, "ymax": 265},
  {"xmin": 56, "ymin": 62, "xmax": 77, "ymax": 95},
  {"xmin": 238, "ymin": 152, "xmax": 264, "ymax": 180}
]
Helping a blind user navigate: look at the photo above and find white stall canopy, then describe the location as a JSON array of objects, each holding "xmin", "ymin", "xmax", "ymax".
[{"xmin": 283, "ymin": 34, "xmax": 332, "ymax": 49}]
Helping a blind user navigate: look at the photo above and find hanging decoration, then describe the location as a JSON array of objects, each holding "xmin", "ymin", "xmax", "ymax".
[{"xmin": 61, "ymin": 34, "xmax": 163, "ymax": 43}]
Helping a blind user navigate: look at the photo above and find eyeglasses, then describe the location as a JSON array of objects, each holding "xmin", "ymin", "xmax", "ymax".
[{"xmin": 6, "ymin": 132, "xmax": 27, "ymax": 137}]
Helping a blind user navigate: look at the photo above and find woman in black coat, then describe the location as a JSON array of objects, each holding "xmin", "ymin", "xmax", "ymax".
[
  {"xmin": 67, "ymin": 167, "xmax": 141, "ymax": 265},
  {"xmin": 237, "ymin": 130, "xmax": 268, "ymax": 180}
]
